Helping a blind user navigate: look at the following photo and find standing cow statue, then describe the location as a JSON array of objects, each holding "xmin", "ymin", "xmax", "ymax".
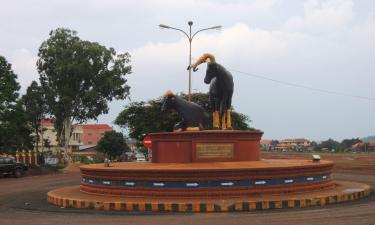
[
  {"xmin": 189, "ymin": 53, "xmax": 234, "ymax": 130},
  {"xmin": 161, "ymin": 90, "xmax": 209, "ymax": 131}
]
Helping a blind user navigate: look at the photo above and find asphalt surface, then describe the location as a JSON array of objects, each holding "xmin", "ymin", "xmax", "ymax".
[{"xmin": 0, "ymin": 169, "xmax": 374, "ymax": 225}]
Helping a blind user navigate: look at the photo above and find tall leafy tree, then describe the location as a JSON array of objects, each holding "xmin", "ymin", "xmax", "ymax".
[
  {"xmin": 0, "ymin": 55, "xmax": 19, "ymax": 115},
  {"xmin": 96, "ymin": 131, "xmax": 129, "ymax": 159},
  {"xmin": 37, "ymin": 28, "xmax": 131, "ymax": 158},
  {"xmin": 0, "ymin": 56, "xmax": 33, "ymax": 152},
  {"xmin": 0, "ymin": 100, "xmax": 34, "ymax": 153},
  {"xmin": 115, "ymin": 92, "xmax": 253, "ymax": 142},
  {"xmin": 22, "ymin": 81, "xmax": 46, "ymax": 152}
]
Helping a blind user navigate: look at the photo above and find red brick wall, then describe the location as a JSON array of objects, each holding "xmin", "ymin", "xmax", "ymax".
[{"xmin": 81, "ymin": 125, "xmax": 112, "ymax": 145}]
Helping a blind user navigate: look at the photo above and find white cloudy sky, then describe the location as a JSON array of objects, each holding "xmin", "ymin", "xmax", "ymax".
[{"xmin": 1, "ymin": 0, "xmax": 374, "ymax": 141}]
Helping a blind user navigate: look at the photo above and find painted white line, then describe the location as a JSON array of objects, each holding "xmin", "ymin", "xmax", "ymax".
[
  {"xmin": 186, "ymin": 183, "xmax": 199, "ymax": 187},
  {"xmin": 255, "ymin": 181, "xmax": 266, "ymax": 185},
  {"xmin": 153, "ymin": 182, "xmax": 165, "ymax": 187}
]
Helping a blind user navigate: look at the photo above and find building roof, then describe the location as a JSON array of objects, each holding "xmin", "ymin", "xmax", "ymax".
[
  {"xmin": 281, "ymin": 138, "xmax": 310, "ymax": 143},
  {"xmin": 82, "ymin": 124, "xmax": 112, "ymax": 129},
  {"xmin": 41, "ymin": 119, "xmax": 55, "ymax": 126},
  {"xmin": 351, "ymin": 142, "xmax": 375, "ymax": 148},
  {"xmin": 260, "ymin": 140, "xmax": 272, "ymax": 145},
  {"xmin": 79, "ymin": 145, "xmax": 97, "ymax": 151}
]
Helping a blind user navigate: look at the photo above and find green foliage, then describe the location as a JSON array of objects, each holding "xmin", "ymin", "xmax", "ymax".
[
  {"xmin": 115, "ymin": 99, "xmax": 179, "ymax": 141},
  {"xmin": 36, "ymin": 28, "xmax": 132, "ymax": 149},
  {"xmin": 341, "ymin": 138, "xmax": 361, "ymax": 150},
  {"xmin": 22, "ymin": 81, "xmax": 47, "ymax": 151},
  {"xmin": 138, "ymin": 147, "xmax": 149, "ymax": 156},
  {"xmin": 115, "ymin": 92, "xmax": 253, "ymax": 141},
  {"xmin": 0, "ymin": 56, "xmax": 33, "ymax": 153},
  {"xmin": 96, "ymin": 131, "xmax": 129, "ymax": 159},
  {"xmin": 317, "ymin": 138, "xmax": 341, "ymax": 151},
  {"xmin": 0, "ymin": 100, "xmax": 34, "ymax": 153},
  {"xmin": 314, "ymin": 138, "xmax": 362, "ymax": 152},
  {"xmin": 0, "ymin": 55, "xmax": 20, "ymax": 112}
]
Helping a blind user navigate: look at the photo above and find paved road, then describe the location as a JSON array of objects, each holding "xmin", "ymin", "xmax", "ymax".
[{"xmin": 0, "ymin": 170, "xmax": 374, "ymax": 225}]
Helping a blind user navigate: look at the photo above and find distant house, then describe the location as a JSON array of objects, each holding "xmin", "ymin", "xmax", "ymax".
[
  {"xmin": 351, "ymin": 142, "xmax": 375, "ymax": 152},
  {"xmin": 37, "ymin": 119, "xmax": 83, "ymax": 154},
  {"xmin": 81, "ymin": 124, "xmax": 113, "ymax": 145},
  {"xmin": 260, "ymin": 139, "xmax": 272, "ymax": 151},
  {"xmin": 275, "ymin": 138, "xmax": 311, "ymax": 151},
  {"xmin": 35, "ymin": 120, "xmax": 112, "ymax": 155},
  {"xmin": 280, "ymin": 138, "xmax": 311, "ymax": 147}
]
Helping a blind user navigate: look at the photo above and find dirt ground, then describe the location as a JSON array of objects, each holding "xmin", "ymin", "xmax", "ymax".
[{"xmin": 0, "ymin": 153, "xmax": 374, "ymax": 225}]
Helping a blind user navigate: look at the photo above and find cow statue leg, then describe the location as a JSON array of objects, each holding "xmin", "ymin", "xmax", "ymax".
[
  {"xmin": 212, "ymin": 97, "xmax": 221, "ymax": 129},
  {"xmin": 226, "ymin": 109, "xmax": 232, "ymax": 129},
  {"xmin": 221, "ymin": 111, "xmax": 227, "ymax": 129},
  {"xmin": 213, "ymin": 111, "xmax": 219, "ymax": 129},
  {"xmin": 226, "ymin": 97, "xmax": 233, "ymax": 129},
  {"xmin": 174, "ymin": 121, "xmax": 185, "ymax": 132}
]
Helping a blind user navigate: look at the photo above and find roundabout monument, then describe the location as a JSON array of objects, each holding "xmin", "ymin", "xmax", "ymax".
[{"xmin": 48, "ymin": 53, "xmax": 371, "ymax": 212}]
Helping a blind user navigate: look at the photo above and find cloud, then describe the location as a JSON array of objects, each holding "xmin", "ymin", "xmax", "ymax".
[
  {"xmin": 1, "ymin": 0, "xmax": 375, "ymax": 140},
  {"xmin": 10, "ymin": 49, "xmax": 39, "ymax": 93},
  {"xmin": 283, "ymin": 0, "xmax": 354, "ymax": 33}
]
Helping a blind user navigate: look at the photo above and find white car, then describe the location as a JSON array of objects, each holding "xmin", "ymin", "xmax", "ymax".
[{"xmin": 136, "ymin": 155, "xmax": 146, "ymax": 162}]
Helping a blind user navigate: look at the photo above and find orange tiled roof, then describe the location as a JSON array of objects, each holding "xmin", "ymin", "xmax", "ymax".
[
  {"xmin": 41, "ymin": 119, "xmax": 54, "ymax": 126},
  {"xmin": 351, "ymin": 142, "xmax": 375, "ymax": 148},
  {"xmin": 260, "ymin": 140, "xmax": 272, "ymax": 145},
  {"xmin": 281, "ymin": 138, "xmax": 310, "ymax": 143}
]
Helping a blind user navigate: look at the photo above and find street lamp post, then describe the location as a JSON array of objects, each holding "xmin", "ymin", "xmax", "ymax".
[{"xmin": 159, "ymin": 21, "xmax": 221, "ymax": 102}]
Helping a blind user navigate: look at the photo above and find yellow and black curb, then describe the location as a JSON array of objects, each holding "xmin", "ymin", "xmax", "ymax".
[{"xmin": 47, "ymin": 182, "xmax": 371, "ymax": 212}]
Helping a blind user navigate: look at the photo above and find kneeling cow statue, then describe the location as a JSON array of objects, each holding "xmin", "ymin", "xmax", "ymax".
[{"xmin": 161, "ymin": 90, "xmax": 209, "ymax": 131}]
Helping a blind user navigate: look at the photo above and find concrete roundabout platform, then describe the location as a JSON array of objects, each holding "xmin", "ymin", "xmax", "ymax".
[{"xmin": 47, "ymin": 180, "xmax": 371, "ymax": 212}]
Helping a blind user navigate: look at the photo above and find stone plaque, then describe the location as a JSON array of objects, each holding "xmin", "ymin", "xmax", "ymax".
[{"xmin": 196, "ymin": 143, "xmax": 234, "ymax": 159}]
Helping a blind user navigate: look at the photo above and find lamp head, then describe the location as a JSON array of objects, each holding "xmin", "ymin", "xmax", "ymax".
[
  {"xmin": 188, "ymin": 21, "xmax": 193, "ymax": 26},
  {"xmin": 159, "ymin": 24, "xmax": 170, "ymax": 29}
]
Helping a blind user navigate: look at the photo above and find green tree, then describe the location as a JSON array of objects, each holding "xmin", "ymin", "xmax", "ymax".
[
  {"xmin": 0, "ymin": 56, "xmax": 33, "ymax": 153},
  {"xmin": 341, "ymin": 138, "xmax": 361, "ymax": 150},
  {"xmin": 37, "ymin": 28, "xmax": 131, "ymax": 158},
  {"xmin": 0, "ymin": 55, "xmax": 19, "ymax": 113},
  {"xmin": 317, "ymin": 138, "xmax": 342, "ymax": 151},
  {"xmin": 115, "ymin": 92, "xmax": 253, "ymax": 142},
  {"xmin": 96, "ymin": 131, "xmax": 129, "ymax": 159},
  {"xmin": 22, "ymin": 81, "xmax": 46, "ymax": 152}
]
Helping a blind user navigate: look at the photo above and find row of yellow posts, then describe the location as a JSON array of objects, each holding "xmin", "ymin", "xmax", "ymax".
[{"xmin": 15, "ymin": 150, "xmax": 38, "ymax": 165}]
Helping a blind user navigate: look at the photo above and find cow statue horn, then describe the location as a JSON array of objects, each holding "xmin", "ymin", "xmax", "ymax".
[
  {"xmin": 164, "ymin": 90, "xmax": 174, "ymax": 97},
  {"xmin": 188, "ymin": 53, "xmax": 216, "ymax": 72}
]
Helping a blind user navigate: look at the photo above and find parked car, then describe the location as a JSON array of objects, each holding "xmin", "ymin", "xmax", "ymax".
[
  {"xmin": 136, "ymin": 154, "xmax": 146, "ymax": 162},
  {"xmin": 0, "ymin": 157, "xmax": 28, "ymax": 178}
]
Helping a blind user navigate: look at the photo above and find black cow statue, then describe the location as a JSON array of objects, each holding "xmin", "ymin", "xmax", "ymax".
[
  {"xmin": 189, "ymin": 53, "xmax": 234, "ymax": 129},
  {"xmin": 161, "ymin": 90, "xmax": 209, "ymax": 131}
]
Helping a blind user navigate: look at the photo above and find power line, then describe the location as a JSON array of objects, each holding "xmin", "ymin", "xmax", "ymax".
[{"xmin": 230, "ymin": 69, "xmax": 375, "ymax": 102}]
